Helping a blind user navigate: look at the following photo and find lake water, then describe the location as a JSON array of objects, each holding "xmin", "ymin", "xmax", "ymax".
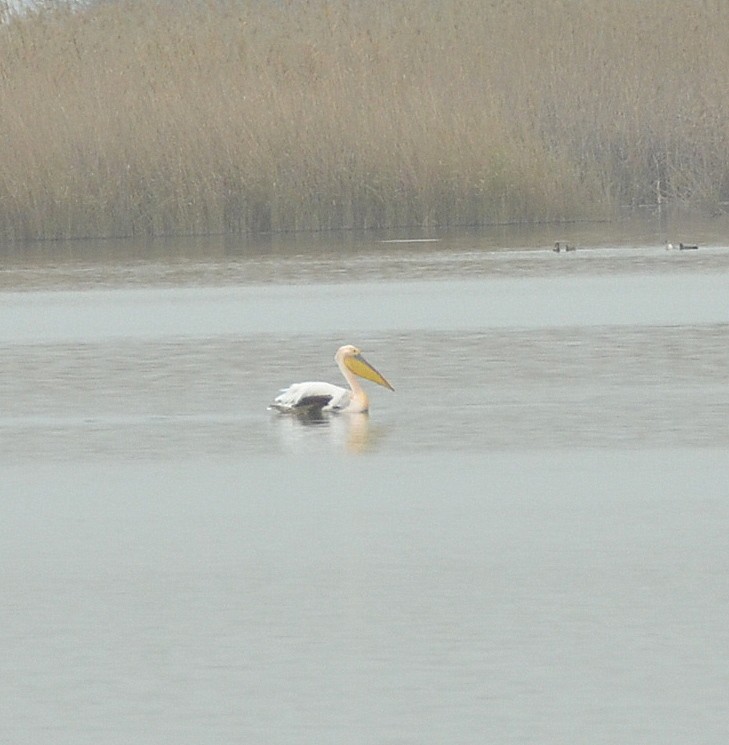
[{"xmin": 2, "ymin": 221, "xmax": 729, "ymax": 744}]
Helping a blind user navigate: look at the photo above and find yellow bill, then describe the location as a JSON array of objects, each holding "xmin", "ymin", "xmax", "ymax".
[{"xmin": 345, "ymin": 353, "xmax": 394, "ymax": 391}]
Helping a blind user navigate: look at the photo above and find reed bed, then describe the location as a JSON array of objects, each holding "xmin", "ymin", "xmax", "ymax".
[{"xmin": 1, "ymin": 0, "xmax": 729, "ymax": 241}]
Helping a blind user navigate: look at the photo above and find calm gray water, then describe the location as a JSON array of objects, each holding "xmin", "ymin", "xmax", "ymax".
[{"xmin": 2, "ymin": 223, "xmax": 729, "ymax": 744}]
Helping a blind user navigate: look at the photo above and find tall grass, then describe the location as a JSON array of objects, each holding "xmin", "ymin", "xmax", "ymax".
[{"xmin": 1, "ymin": 0, "xmax": 729, "ymax": 240}]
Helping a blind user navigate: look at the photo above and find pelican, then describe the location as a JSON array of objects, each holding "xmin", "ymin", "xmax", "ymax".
[{"xmin": 270, "ymin": 345, "xmax": 394, "ymax": 415}]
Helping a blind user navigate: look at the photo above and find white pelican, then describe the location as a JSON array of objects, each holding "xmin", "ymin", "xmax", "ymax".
[{"xmin": 270, "ymin": 345, "xmax": 394, "ymax": 414}]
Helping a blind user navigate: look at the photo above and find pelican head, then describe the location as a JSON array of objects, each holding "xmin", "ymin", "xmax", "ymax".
[{"xmin": 335, "ymin": 345, "xmax": 394, "ymax": 391}]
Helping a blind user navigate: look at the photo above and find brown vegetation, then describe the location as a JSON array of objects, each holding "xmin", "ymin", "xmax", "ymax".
[{"xmin": 1, "ymin": 0, "xmax": 729, "ymax": 241}]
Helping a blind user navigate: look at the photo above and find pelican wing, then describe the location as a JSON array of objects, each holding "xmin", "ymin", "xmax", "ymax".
[{"xmin": 270, "ymin": 381, "xmax": 351, "ymax": 413}]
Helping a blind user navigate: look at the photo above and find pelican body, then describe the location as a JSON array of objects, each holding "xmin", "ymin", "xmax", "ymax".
[{"xmin": 270, "ymin": 345, "xmax": 394, "ymax": 414}]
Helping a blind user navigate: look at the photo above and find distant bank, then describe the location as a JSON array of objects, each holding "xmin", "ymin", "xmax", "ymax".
[{"xmin": 1, "ymin": 0, "xmax": 728, "ymax": 241}]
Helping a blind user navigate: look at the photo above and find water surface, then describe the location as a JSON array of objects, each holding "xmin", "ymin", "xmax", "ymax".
[{"xmin": 2, "ymin": 222, "xmax": 729, "ymax": 744}]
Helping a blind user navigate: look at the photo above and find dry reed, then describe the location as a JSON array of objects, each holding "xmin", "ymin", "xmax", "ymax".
[{"xmin": 1, "ymin": 0, "xmax": 729, "ymax": 241}]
